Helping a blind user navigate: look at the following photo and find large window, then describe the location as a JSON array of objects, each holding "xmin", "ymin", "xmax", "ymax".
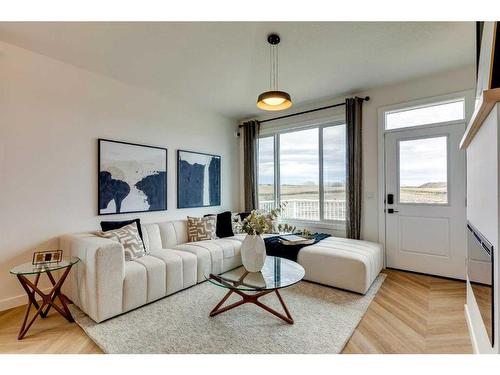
[{"xmin": 257, "ymin": 123, "xmax": 346, "ymax": 223}]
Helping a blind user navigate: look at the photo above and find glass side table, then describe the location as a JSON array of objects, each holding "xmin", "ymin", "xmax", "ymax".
[{"xmin": 10, "ymin": 257, "xmax": 80, "ymax": 340}]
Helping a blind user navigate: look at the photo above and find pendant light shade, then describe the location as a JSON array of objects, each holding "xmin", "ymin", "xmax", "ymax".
[
  {"xmin": 257, "ymin": 34, "xmax": 292, "ymax": 111},
  {"xmin": 257, "ymin": 91, "xmax": 292, "ymax": 111}
]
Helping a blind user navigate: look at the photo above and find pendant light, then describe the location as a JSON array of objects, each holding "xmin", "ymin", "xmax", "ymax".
[{"xmin": 257, "ymin": 33, "xmax": 293, "ymax": 111}]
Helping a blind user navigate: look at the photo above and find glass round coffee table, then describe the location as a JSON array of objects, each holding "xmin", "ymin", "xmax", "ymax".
[
  {"xmin": 10, "ymin": 257, "xmax": 80, "ymax": 340},
  {"xmin": 204, "ymin": 256, "xmax": 305, "ymax": 324}
]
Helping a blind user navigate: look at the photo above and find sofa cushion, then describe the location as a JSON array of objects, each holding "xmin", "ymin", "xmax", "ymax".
[
  {"xmin": 148, "ymin": 249, "xmax": 197, "ymax": 294},
  {"xmin": 159, "ymin": 220, "xmax": 189, "ymax": 248},
  {"xmin": 98, "ymin": 222, "xmax": 147, "ymax": 261},
  {"xmin": 133, "ymin": 255, "xmax": 167, "ymax": 303},
  {"xmin": 123, "ymin": 261, "xmax": 147, "ymax": 312},
  {"xmin": 174, "ymin": 238, "xmax": 243, "ymax": 282},
  {"xmin": 141, "ymin": 223, "xmax": 162, "ymax": 251},
  {"xmin": 187, "ymin": 216, "xmax": 216, "ymax": 242}
]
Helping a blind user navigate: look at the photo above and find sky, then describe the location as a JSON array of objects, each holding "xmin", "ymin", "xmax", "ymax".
[
  {"xmin": 385, "ymin": 100, "xmax": 463, "ymax": 130},
  {"xmin": 258, "ymin": 126, "xmax": 447, "ymax": 188},
  {"xmin": 258, "ymin": 125, "xmax": 346, "ymax": 186},
  {"xmin": 399, "ymin": 136, "xmax": 447, "ymax": 187}
]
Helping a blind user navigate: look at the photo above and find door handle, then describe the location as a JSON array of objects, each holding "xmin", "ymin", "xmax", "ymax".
[{"xmin": 387, "ymin": 208, "xmax": 399, "ymax": 214}]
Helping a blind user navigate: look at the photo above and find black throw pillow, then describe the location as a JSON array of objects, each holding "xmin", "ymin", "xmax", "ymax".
[
  {"xmin": 100, "ymin": 218, "xmax": 144, "ymax": 245},
  {"xmin": 204, "ymin": 211, "xmax": 234, "ymax": 238},
  {"xmin": 238, "ymin": 212, "xmax": 251, "ymax": 221},
  {"xmin": 215, "ymin": 211, "xmax": 234, "ymax": 238}
]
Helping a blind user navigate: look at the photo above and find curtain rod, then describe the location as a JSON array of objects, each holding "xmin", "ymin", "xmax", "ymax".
[{"xmin": 239, "ymin": 96, "xmax": 370, "ymax": 128}]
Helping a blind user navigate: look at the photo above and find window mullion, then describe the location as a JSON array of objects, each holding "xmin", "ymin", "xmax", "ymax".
[
  {"xmin": 319, "ymin": 126, "xmax": 324, "ymax": 222},
  {"xmin": 274, "ymin": 134, "xmax": 280, "ymax": 209}
]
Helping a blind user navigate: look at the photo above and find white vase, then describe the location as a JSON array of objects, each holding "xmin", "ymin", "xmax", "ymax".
[{"xmin": 241, "ymin": 234, "xmax": 267, "ymax": 272}]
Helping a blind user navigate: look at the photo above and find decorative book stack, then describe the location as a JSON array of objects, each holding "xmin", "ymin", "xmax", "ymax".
[{"xmin": 279, "ymin": 234, "xmax": 315, "ymax": 246}]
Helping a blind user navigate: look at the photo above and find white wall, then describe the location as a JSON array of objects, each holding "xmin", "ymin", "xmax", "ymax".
[
  {"xmin": 0, "ymin": 41, "xmax": 240, "ymax": 310},
  {"xmin": 465, "ymin": 104, "xmax": 499, "ymax": 353},
  {"xmin": 246, "ymin": 65, "xmax": 475, "ymax": 242}
]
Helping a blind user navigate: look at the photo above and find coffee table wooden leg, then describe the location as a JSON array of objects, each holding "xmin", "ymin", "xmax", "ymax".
[
  {"xmin": 209, "ymin": 288, "xmax": 294, "ymax": 324},
  {"xmin": 210, "ymin": 295, "xmax": 247, "ymax": 317}
]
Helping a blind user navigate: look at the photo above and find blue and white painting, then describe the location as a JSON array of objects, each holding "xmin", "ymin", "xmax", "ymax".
[
  {"xmin": 177, "ymin": 150, "xmax": 220, "ymax": 208},
  {"xmin": 98, "ymin": 139, "xmax": 167, "ymax": 215}
]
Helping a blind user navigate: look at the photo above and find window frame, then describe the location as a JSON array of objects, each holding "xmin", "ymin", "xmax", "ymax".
[
  {"xmin": 257, "ymin": 118, "xmax": 347, "ymax": 228},
  {"xmin": 383, "ymin": 96, "xmax": 466, "ymax": 133},
  {"xmin": 383, "ymin": 97, "xmax": 467, "ymax": 133}
]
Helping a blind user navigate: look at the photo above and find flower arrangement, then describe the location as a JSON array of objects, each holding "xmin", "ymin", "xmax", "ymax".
[
  {"xmin": 241, "ymin": 203, "xmax": 314, "ymax": 238},
  {"xmin": 241, "ymin": 206, "xmax": 281, "ymax": 236}
]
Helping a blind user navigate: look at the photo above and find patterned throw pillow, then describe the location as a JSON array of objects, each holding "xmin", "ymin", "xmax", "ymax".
[
  {"xmin": 187, "ymin": 216, "xmax": 216, "ymax": 242},
  {"xmin": 98, "ymin": 222, "xmax": 147, "ymax": 261},
  {"xmin": 232, "ymin": 213, "xmax": 243, "ymax": 234}
]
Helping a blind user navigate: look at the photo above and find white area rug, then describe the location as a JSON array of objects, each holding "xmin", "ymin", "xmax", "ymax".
[{"xmin": 70, "ymin": 274, "xmax": 386, "ymax": 354}]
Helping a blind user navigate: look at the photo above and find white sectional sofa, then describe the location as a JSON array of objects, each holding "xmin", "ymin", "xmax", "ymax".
[{"xmin": 60, "ymin": 219, "xmax": 383, "ymax": 323}]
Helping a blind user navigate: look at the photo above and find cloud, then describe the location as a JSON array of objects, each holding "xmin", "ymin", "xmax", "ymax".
[{"xmin": 258, "ymin": 125, "xmax": 346, "ymax": 185}]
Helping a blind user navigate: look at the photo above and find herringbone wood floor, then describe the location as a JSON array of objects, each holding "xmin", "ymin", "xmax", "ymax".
[{"xmin": 0, "ymin": 269, "xmax": 471, "ymax": 354}]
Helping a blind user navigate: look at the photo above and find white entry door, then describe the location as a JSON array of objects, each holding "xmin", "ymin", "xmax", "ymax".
[{"xmin": 385, "ymin": 123, "xmax": 467, "ymax": 279}]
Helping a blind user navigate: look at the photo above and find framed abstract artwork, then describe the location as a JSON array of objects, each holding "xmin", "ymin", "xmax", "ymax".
[
  {"xmin": 98, "ymin": 139, "xmax": 167, "ymax": 215},
  {"xmin": 177, "ymin": 150, "xmax": 221, "ymax": 208}
]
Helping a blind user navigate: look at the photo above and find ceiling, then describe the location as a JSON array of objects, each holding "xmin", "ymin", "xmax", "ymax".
[{"xmin": 0, "ymin": 22, "xmax": 475, "ymax": 120}]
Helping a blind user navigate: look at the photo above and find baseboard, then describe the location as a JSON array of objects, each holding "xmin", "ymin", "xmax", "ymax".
[
  {"xmin": 0, "ymin": 288, "xmax": 52, "ymax": 312},
  {"xmin": 464, "ymin": 304, "xmax": 479, "ymax": 354}
]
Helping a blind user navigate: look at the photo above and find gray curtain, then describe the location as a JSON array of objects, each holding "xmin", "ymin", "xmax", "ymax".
[
  {"xmin": 346, "ymin": 97, "xmax": 363, "ymax": 239},
  {"xmin": 242, "ymin": 120, "xmax": 260, "ymax": 211}
]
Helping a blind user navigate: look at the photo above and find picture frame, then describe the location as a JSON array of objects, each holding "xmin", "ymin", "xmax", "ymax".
[
  {"xmin": 32, "ymin": 250, "xmax": 63, "ymax": 266},
  {"xmin": 98, "ymin": 139, "xmax": 168, "ymax": 215},
  {"xmin": 177, "ymin": 149, "xmax": 221, "ymax": 208}
]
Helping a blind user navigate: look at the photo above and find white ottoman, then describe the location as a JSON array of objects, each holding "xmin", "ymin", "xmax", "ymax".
[{"xmin": 297, "ymin": 237, "xmax": 384, "ymax": 294}]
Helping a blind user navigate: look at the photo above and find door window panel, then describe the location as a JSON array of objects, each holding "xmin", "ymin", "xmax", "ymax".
[{"xmin": 399, "ymin": 136, "xmax": 448, "ymax": 204}]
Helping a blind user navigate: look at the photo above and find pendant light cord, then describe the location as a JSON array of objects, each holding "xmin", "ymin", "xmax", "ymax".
[
  {"xmin": 269, "ymin": 43, "xmax": 279, "ymax": 91},
  {"xmin": 275, "ymin": 44, "xmax": 279, "ymax": 91}
]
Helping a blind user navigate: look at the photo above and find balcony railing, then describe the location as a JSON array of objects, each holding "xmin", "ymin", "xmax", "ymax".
[{"xmin": 259, "ymin": 199, "xmax": 346, "ymax": 221}]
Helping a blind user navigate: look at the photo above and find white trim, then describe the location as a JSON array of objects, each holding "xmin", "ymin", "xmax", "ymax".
[
  {"xmin": 377, "ymin": 104, "xmax": 387, "ymax": 261},
  {"xmin": 465, "ymin": 304, "xmax": 480, "ymax": 354},
  {"xmin": 274, "ymin": 134, "xmax": 280, "ymax": 208},
  {"xmin": 0, "ymin": 287, "xmax": 52, "ymax": 312},
  {"xmin": 318, "ymin": 126, "xmax": 325, "ymax": 221},
  {"xmin": 377, "ymin": 89, "xmax": 475, "ymax": 268}
]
